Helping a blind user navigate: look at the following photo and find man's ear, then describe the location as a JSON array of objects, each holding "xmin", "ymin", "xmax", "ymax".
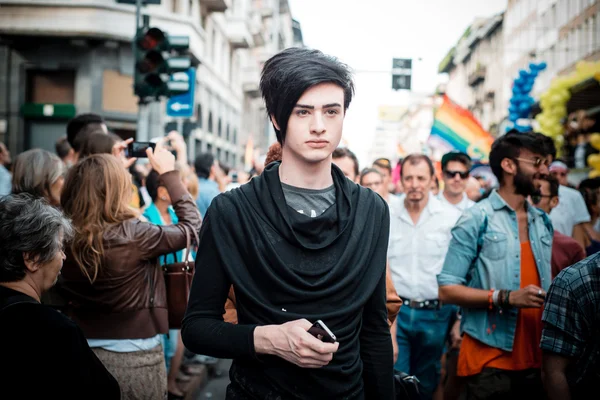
[
  {"xmin": 22, "ymin": 253, "xmax": 40, "ymax": 273},
  {"xmin": 270, "ymin": 115, "xmax": 280, "ymax": 131},
  {"xmin": 550, "ymin": 196, "xmax": 559, "ymax": 209},
  {"xmin": 500, "ymin": 158, "xmax": 516, "ymax": 176}
]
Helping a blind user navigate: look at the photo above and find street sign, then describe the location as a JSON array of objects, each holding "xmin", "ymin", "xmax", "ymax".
[
  {"xmin": 166, "ymin": 68, "xmax": 196, "ymax": 118},
  {"xmin": 392, "ymin": 58, "xmax": 412, "ymax": 90}
]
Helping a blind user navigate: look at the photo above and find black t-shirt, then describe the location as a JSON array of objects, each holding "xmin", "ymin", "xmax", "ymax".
[{"xmin": 0, "ymin": 285, "xmax": 121, "ymax": 399}]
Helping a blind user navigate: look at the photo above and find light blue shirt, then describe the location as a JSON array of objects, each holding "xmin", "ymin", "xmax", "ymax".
[
  {"xmin": 196, "ymin": 177, "xmax": 220, "ymax": 218},
  {"xmin": 437, "ymin": 190, "xmax": 553, "ymax": 352},
  {"xmin": 0, "ymin": 164, "xmax": 11, "ymax": 196}
]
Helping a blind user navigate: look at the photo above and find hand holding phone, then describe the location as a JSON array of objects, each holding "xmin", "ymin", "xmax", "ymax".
[
  {"xmin": 127, "ymin": 141, "xmax": 156, "ymax": 158},
  {"xmin": 146, "ymin": 144, "xmax": 175, "ymax": 175},
  {"xmin": 308, "ymin": 320, "xmax": 337, "ymax": 343}
]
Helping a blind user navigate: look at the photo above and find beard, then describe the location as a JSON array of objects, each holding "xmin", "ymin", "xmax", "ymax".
[{"xmin": 513, "ymin": 166, "xmax": 539, "ymax": 197}]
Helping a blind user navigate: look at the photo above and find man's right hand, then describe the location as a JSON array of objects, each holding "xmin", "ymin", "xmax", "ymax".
[
  {"xmin": 508, "ymin": 284, "xmax": 545, "ymax": 308},
  {"xmin": 254, "ymin": 319, "xmax": 339, "ymax": 368}
]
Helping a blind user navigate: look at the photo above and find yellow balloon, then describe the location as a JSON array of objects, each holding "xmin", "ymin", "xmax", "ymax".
[
  {"xmin": 589, "ymin": 170, "xmax": 600, "ymax": 179},
  {"xmin": 591, "ymin": 133, "xmax": 600, "ymax": 151},
  {"xmin": 554, "ymin": 135, "xmax": 565, "ymax": 149},
  {"xmin": 588, "ymin": 154, "xmax": 600, "ymax": 169}
]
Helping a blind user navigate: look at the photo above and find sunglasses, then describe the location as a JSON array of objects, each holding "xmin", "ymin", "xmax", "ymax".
[
  {"xmin": 444, "ymin": 170, "xmax": 469, "ymax": 180},
  {"xmin": 515, "ymin": 157, "xmax": 550, "ymax": 168},
  {"xmin": 531, "ymin": 194, "xmax": 553, "ymax": 205}
]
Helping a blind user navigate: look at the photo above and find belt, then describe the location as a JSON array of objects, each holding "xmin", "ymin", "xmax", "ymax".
[{"xmin": 401, "ymin": 298, "xmax": 441, "ymax": 310}]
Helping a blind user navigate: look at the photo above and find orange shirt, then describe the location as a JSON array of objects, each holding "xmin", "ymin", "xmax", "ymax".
[{"xmin": 457, "ymin": 241, "xmax": 543, "ymax": 376}]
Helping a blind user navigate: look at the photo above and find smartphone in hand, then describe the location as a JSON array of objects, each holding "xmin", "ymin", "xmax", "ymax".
[
  {"xmin": 127, "ymin": 141, "xmax": 156, "ymax": 158},
  {"xmin": 308, "ymin": 320, "xmax": 336, "ymax": 343}
]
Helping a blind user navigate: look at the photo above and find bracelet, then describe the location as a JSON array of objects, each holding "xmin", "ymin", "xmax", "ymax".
[
  {"xmin": 504, "ymin": 290, "xmax": 512, "ymax": 309},
  {"xmin": 492, "ymin": 290, "xmax": 500, "ymax": 306},
  {"xmin": 488, "ymin": 289, "xmax": 494, "ymax": 310}
]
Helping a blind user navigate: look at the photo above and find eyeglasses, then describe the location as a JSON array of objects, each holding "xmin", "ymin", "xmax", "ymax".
[
  {"xmin": 531, "ymin": 194, "xmax": 553, "ymax": 205},
  {"xmin": 444, "ymin": 170, "xmax": 469, "ymax": 180},
  {"xmin": 515, "ymin": 157, "xmax": 550, "ymax": 168},
  {"xmin": 551, "ymin": 171, "xmax": 568, "ymax": 177}
]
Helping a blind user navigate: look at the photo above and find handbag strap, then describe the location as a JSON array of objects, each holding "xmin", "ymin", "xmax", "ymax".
[{"xmin": 162, "ymin": 226, "xmax": 194, "ymax": 265}]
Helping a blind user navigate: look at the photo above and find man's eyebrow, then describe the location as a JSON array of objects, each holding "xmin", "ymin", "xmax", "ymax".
[{"xmin": 293, "ymin": 103, "xmax": 342, "ymax": 109}]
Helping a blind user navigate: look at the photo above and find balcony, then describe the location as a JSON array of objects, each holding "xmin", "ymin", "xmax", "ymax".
[
  {"xmin": 226, "ymin": 18, "xmax": 253, "ymax": 49},
  {"xmin": 242, "ymin": 66, "xmax": 261, "ymax": 98},
  {"xmin": 468, "ymin": 65, "xmax": 486, "ymax": 87},
  {"xmin": 204, "ymin": 0, "xmax": 230, "ymax": 13}
]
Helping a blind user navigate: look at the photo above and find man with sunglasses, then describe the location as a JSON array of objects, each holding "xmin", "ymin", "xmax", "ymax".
[
  {"xmin": 530, "ymin": 175, "xmax": 585, "ymax": 278},
  {"xmin": 438, "ymin": 130, "xmax": 553, "ymax": 398},
  {"xmin": 439, "ymin": 151, "xmax": 476, "ymax": 211}
]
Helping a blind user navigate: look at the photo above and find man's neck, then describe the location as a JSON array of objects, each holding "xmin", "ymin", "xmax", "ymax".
[
  {"xmin": 404, "ymin": 196, "xmax": 429, "ymax": 224},
  {"xmin": 497, "ymin": 185, "xmax": 527, "ymax": 212},
  {"xmin": 442, "ymin": 190, "xmax": 463, "ymax": 205},
  {"xmin": 0, "ymin": 279, "xmax": 41, "ymax": 302},
  {"xmin": 279, "ymin": 151, "xmax": 333, "ymax": 190}
]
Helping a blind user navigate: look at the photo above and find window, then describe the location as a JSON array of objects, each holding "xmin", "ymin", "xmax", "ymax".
[
  {"xmin": 207, "ymin": 143, "xmax": 213, "ymax": 153},
  {"xmin": 233, "ymin": 129, "xmax": 237, "ymax": 145},
  {"xmin": 195, "ymin": 139, "xmax": 202, "ymax": 154},
  {"xmin": 216, "ymin": 147, "xmax": 222, "ymax": 161},
  {"xmin": 225, "ymin": 151, "xmax": 229, "ymax": 163},
  {"xmin": 208, "ymin": 112, "xmax": 213, "ymax": 133},
  {"xmin": 197, "ymin": 104, "xmax": 203, "ymax": 129},
  {"xmin": 218, "ymin": 118, "xmax": 222, "ymax": 137},
  {"xmin": 226, "ymin": 124, "xmax": 230, "ymax": 141}
]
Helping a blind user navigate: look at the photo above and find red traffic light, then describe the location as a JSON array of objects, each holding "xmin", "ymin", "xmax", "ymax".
[{"xmin": 137, "ymin": 27, "xmax": 165, "ymax": 51}]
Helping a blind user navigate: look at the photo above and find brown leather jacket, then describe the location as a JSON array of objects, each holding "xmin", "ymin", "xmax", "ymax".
[
  {"xmin": 59, "ymin": 171, "xmax": 201, "ymax": 339},
  {"xmin": 224, "ymin": 266, "xmax": 402, "ymax": 327}
]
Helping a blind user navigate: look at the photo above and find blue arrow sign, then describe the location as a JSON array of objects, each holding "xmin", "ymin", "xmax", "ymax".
[{"xmin": 167, "ymin": 68, "xmax": 196, "ymax": 118}]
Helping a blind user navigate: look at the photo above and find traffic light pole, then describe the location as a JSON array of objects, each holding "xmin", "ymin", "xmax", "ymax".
[{"xmin": 134, "ymin": 0, "xmax": 150, "ymax": 142}]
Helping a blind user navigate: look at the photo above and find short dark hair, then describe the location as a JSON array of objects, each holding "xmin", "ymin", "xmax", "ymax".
[
  {"xmin": 145, "ymin": 169, "xmax": 161, "ymax": 202},
  {"xmin": 372, "ymin": 158, "xmax": 392, "ymax": 174},
  {"xmin": 332, "ymin": 147, "xmax": 360, "ymax": 177},
  {"xmin": 195, "ymin": 152, "xmax": 214, "ymax": 179},
  {"xmin": 489, "ymin": 130, "xmax": 547, "ymax": 183},
  {"xmin": 359, "ymin": 168, "xmax": 382, "ymax": 185},
  {"xmin": 535, "ymin": 132, "xmax": 557, "ymax": 161},
  {"xmin": 78, "ymin": 132, "xmax": 118, "ymax": 159},
  {"xmin": 55, "ymin": 136, "xmax": 72, "ymax": 160},
  {"xmin": 400, "ymin": 154, "xmax": 435, "ymax": 177},
  {"xmin": 541, "ymin": 174, "xmax": 560, "ymax": 197},
  {"xmin": 260, "ymin": 47, "xmax": 354, "ymax": 144},
  {"xmin": 66, "ymin": 113, "xmax": 105, "ymax": 151},
  {"xmin": 441, "ymin": 151, "xmax": 472, "ymax": 171},
  {"xmin": 0, "ymin": 193, "xmax": 73, "ymax": 283}
]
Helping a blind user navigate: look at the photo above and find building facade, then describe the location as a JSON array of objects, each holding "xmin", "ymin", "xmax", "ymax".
[
  {"xmin": 439, "ymin": 13, "xmax": 505, "ymax": 135},
  {"xmin": 0, "ymin": 0, "xmax": 300, "ymax": 168},
  {"xmin": 503, "ymin": 0, "xmax": 600, "ymax": 106}
]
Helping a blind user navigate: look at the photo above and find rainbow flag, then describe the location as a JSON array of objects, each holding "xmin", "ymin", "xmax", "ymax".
[{"xmin": 429, "ymin": 95, "xmax": 494, "ymax": 161}]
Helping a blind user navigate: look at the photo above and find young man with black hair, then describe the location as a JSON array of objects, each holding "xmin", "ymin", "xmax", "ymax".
[
  {"xmin": 182, "ymin": 47, "xmax": 394, "ymax": 399},
  {"xmin": 439, "ymin": 151, "xmax": 475, "ymax": 211},
  {"xmin": 438, "ymin": 130, "xmax": 553, "ymax": 398}
]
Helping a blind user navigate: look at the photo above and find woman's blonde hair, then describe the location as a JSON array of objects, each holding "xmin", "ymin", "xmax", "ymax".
[{"xmin": 61, "ymin": 154, "xmax": 136, "ymax": 283}]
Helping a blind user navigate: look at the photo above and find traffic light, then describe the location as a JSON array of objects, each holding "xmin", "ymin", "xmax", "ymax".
[{"xmin": 134, "ymin": 27, "xmax": 192, "ymax": 102}]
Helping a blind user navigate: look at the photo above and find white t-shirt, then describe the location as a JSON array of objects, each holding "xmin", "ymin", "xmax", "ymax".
[
  {"xmin": 437, "ymin": 192, "xmax": 475, "ymax": 211},
  {"xmin": 550, "ymin": 185, "xmax": 591, "ymax": 236}
]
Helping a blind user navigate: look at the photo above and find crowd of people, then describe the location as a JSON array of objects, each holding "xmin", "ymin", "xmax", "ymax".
[{"xmin": 1, "ymin": 46, "xmax": 599, "ymax": 400}]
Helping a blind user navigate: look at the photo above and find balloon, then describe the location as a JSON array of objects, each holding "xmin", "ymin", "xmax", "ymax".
[
  {"xmin": 537, "ymin": 62, "xmax": 547, "ymax": 70},
  {"xmin": 509, "ymin": 113, "xmax": 519, "ymax": 122},
  {"xmin": 590, "ymin": 133, "xmax": 600, "ymax": 151},
  {"xmin": 587, "ymin": 154, "xmax": 600, "ymax": 169},
  {"xmin": 554, "ymin": 135, "xmax": 564, "ymax": 149},
  {"xmin": 589, "ymin": 169, "xmax": 600, "ymax": 179},
  {"xmin": 519, "ymin": 103, "xmax": 531, "ymax": 113},
  {"xmin": 519, "ymin": 70, "xmax": 528, "ymax": 78}
]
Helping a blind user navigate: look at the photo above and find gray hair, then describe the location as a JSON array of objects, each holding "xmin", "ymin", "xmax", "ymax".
[
  {"xmin": 0, "ymin": 193, "xmax": 73, "ymax": 282},
  {"xmin": 11, "ymin": 149, "xmax": 65, "ymax": 200}
]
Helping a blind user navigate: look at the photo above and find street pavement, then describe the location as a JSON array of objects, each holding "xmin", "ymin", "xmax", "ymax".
[{"xmin": 194, "ymin": 359, "xmax": 232, "ymax": 400}]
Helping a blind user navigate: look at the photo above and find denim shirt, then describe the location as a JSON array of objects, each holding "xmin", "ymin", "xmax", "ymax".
[
  {"xmin": 437, "ymin": 190, "xmax": 553, "ymax": 352},
  {"xmin": 196, "ymin": 177, "xmax": 220, "ymax": 218}
]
